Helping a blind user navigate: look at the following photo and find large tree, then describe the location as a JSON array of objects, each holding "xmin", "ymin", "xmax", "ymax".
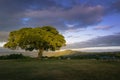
[{"xmin": 4, "ymin": 26, "xmax": 66, "ymax": 58}]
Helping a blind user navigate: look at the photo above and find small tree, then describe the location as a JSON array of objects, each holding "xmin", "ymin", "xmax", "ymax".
[{"xmin": 4, "ymin": 26, "xmax": 66, "ymax": 58}]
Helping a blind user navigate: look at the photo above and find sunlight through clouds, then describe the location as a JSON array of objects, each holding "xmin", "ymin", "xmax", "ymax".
[{"xmin": 0, "ymin": 42, "xmax": 6, "ymax": 47}]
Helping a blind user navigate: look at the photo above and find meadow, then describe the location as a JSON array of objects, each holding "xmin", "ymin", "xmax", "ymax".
[
  {"xmin": 0, "ymin": 50, "xmax": 120, "ymax": 80},
  {"xmin": 0, "ymin": 59, "xmax": 120, "ymax": 80}
]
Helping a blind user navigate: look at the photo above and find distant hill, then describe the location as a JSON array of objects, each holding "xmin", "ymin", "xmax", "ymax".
[
  {"xmin": 43, "ymin": 50, "xmax": 120, "ymax": 60},
  {"xmin": 43, "ymin": 50, "xmax": 78, "ymax": 57},
  {"xmin": 1, "ymin": 47, "xmax": 120, "ymax": 59}
]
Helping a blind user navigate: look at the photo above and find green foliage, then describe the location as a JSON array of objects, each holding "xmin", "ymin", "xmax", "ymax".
[
  {"xmin": 60, "ymin": 51, "xmax": 120, "ymax": 60},
  {"xmin": 4, "ymin": 26, "xmax": 66, "ymax": 58},
  {"xmin": 0, "ymin": 54, "xmax": 30, "ymax": 59}
]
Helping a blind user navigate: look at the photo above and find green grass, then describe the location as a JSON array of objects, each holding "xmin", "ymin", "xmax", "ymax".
[{"xmin": 0, "ymin": 59, "xmax": 120, "ymax": 80}]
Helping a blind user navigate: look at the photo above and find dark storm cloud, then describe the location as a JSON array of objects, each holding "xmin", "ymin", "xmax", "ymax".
[
  {"xmin": 0, "ymin": 0, "xmax": 105, "ymax": 31},
  {"xmin": 110, "ymin": 0, "xmax": 120, "ymax": 12},
  {"xmin": 0, "ymin": 0, "xmax": 58, "ymax": 31},
  {"xmin": 18, "ymin": 5, "xmax": 104, "ymax": 30},
  {"xmin": 65, "ymin": 33, "xmax": 120, "ymax": 49}
]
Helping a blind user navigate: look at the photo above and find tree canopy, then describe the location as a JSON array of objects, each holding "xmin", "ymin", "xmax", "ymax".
[{"xmin": 4, "ymin": 26, "xmax": 66, "ymax": 58}]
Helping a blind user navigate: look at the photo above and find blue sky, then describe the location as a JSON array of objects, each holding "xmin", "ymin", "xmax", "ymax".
[{"xmin": 0, "ymin": 0, "xmax": 120, "ymax": 49}]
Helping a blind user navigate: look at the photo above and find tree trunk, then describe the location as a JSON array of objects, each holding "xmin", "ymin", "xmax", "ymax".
[{"xmin": 38, "ymin": 48, "xmax": 43, "ymax": 59}]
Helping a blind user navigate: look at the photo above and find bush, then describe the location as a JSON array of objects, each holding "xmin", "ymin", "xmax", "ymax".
[
  {"xmin": 61, "ymin": 52, "xmax": 120, "ymax": 60},
  {"xmin": 0, "ymin": 54, "xmax": 31, "ymax": 60}
]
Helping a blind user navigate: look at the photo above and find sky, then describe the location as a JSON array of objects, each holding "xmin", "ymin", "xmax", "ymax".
[{"xmin": 0, "ymin": 0, "xmax": 120, "ymax": 50}]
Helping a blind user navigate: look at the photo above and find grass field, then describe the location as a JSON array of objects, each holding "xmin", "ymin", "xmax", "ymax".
[{"xmin": 0, "ymin": 59, "xmax": 120, "ymax": 80}]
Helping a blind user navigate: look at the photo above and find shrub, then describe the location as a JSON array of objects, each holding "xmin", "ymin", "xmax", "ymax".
[{"xmin": 0, "ymin": 54, "xmax": 31, "ymax": 59}]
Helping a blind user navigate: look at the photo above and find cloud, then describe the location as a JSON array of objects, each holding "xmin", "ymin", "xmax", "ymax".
[
  {"xmin": 0, "ymin": 0, "xmax": 104, "ymax": 31},
  {"xmin": 110, "ymin": 0, "xmax": 120, "ymax": 12},
  {"xmin": 85, "ymin": 34, "xmax": 93, "ymax": 36},
  {"xmin": 24, "ymin": 5, "xmax": 104, "ymax": 29},
  {"xmin": 64, "ymin": 33, "xmax": 120, "ymax": 49},
  {"xmin": 0, "ymin": 42, "xmax": 6, "ymax": 47},
  {"xmin": 0, "ymin": 32, "xmax": 9, "ymax": 42},
  {"xmin": 0, "ymin": 0, "xmax": 58, "ymax": 31},
  {"xmin": 93, "ymin": 25, "xmax": 113, "ymax": 30},
  {"xmin": 66, "ymin": 24, "xmax": 75, "ymax": 28},
  {"xmin": 64, "ymin": 28, "xmax": 86, "ymax": 33}
]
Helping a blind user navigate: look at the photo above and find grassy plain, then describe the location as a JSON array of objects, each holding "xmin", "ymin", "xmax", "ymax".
[{"xmin": 0, "ymin": 59, "xmax": 120, "ymax": 80}]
